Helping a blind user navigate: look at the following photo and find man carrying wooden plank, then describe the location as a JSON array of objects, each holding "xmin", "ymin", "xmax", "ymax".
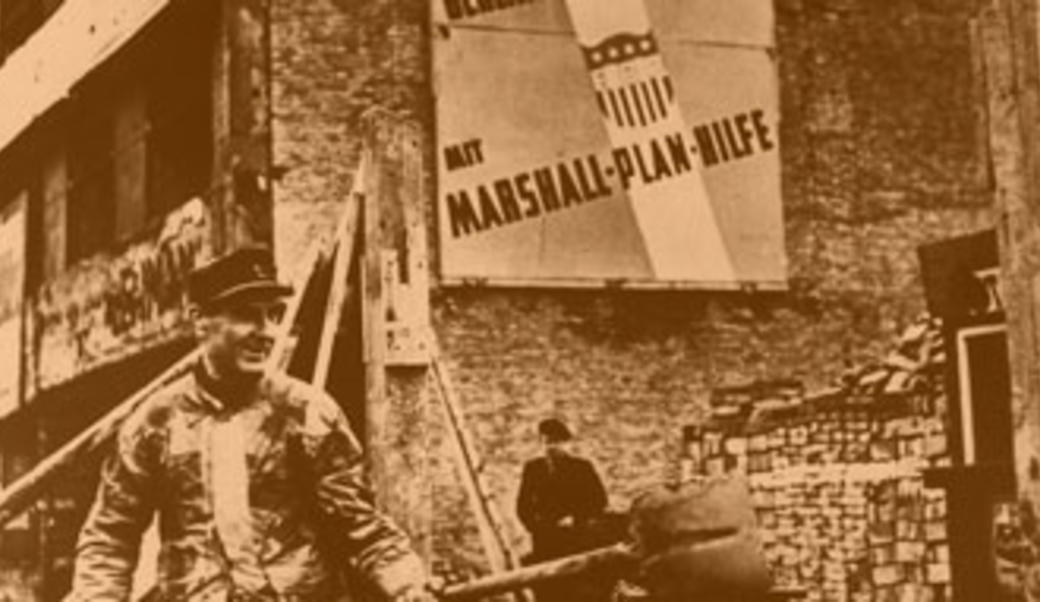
[{"xmin": 65, "ymin": 246, "xmax": 433, "ymax": 602}]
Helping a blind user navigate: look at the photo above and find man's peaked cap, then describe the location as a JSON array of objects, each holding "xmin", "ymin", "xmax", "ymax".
[{"xmin": 188, "ymin": 245, "xmax": 292, "ymax": 310}]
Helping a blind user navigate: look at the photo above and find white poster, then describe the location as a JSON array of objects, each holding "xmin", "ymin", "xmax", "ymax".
[{"xmin": 434, "ymin": 0, "xmax": 786, "ymax": 288}]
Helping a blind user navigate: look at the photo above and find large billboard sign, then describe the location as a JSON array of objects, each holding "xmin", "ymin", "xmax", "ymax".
[{"xmin": 434, "ymin": 0, "xmax": 786, "ymax": 287}]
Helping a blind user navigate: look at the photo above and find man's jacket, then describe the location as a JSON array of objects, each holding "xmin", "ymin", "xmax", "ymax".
[
  {"xmin": 517, "ymin": 453, "xmax": 607, "ymax": 561},
  {"xmin": 68, "ymin": 366, "xmax": 424, "ymax": 601}
]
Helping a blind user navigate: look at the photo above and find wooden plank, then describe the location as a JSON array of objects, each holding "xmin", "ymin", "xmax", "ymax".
[
  {"xmin": 0, "ymin": 0, "xmax": 171, "ymax": 154},
  {"xmin": 267, "ymin": 240, "xmax": 323, "ymax": 371},
  {"xmin": 440, "ymin": 544, "xmax": 632, "ymax": 601},
  {"xmin": 312, "ymin": 158, "xmax": 364, "ymax": 390},
  {"xmin": 362, "ymin": 135, "xmax": 391, "ymax": 500},
  {"xmin": 0, "ymin": 348, "xmax": 199, "ymax": 528},
  {"xmin": 430, "ymin": 350, "xmax": 516, "ymax": 574}
]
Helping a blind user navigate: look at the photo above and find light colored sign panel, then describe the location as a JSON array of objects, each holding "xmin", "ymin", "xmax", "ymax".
[
  {"xmin": 33, "ymin": 198, "xmax": 209, "ymax": 391},
  {"xmin": 434, "ymin": 0, "xmax": 785, "ymax": 287},
  {"xmin": 0, "ymin": 195, "xmax": 26, "ymax": 419}
]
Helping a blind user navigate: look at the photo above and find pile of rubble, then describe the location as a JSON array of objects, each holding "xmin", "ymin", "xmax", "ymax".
[{"xmin": 680, "ymin": 316, "xmax": 952, "ymax": 602}]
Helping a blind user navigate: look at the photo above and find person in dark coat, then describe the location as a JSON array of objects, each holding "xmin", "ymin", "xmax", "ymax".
[{"xmin": 517, "ymin": 418, "xmax": 608, "ymax": 602}]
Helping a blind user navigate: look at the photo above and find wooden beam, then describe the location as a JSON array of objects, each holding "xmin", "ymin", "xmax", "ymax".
[
  {"xmin": 440, "ymin": 544, "xmax": 633, "ymax": 601},
  {"xmin": 439, "ymin": 544, "xmax": 809, "ymax": 602},
  {"xmin": 359, "ymin": 113, "xmax": 435, "ymax": 561},
  {"xmin": 430, "ymin": 351, "xmax": 517, "ymax": 574},
  {"xmin": 363, "ymin": 127, "xmax": 391, "ymax": 505},
  {"xmin": 312, "ymin": 160, "xmax": 364, "ymax": 390},
  {"xmin": 0, "ymin": 349, "xmax": 198, "ymax": 528},
  {"xmin": 267, "ymin": 241, "xmax": 324, "ymax": 371}
]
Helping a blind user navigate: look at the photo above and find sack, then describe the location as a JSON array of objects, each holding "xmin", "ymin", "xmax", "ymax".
[{"xmin": 629, "ymin": 477, "xmax": 772, "ymax": 601}]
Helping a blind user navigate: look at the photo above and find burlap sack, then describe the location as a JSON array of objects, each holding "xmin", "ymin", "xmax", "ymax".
[{"xmin": 629, "ymin": 477, "xmax": 772, "ymax": 601}]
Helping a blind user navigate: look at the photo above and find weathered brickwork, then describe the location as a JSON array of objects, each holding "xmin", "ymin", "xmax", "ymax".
[
  {"xmin": 680, "ymin": 318, "xmax": 951, "ymax": 601},
  {"xmin": 271, "ymin": 0, "xmax": 429, "ymax": 272},
  {"xmin": 271, "ymin": 0, "xmax": 994, "ymax": 588}
]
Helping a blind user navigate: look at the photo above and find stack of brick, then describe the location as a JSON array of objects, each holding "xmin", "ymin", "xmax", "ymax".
[
  {"xmin": 680, "ymin": 317, "xmax": 952, "ymax": 601},
  {"xmin": 861, "ymin": 479, "xmax": 950, "ymax": 602}
]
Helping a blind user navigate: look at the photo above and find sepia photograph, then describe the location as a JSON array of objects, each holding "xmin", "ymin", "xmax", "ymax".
[{"xmin": 0, "ymin": 0, "xmax": 1033, "ymax": 601}]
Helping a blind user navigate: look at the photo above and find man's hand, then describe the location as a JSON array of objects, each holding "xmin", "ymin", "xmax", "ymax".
[{"xmin": 392, "ymin": 583, "xmax": 440, "ymax": 602}]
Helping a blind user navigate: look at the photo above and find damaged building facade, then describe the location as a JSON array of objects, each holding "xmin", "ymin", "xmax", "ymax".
[
  {"xmin": 0, "ymin": 0, "xmax": 273, "ymax": 598},
  {"xmin": 0, "ymin": 0, "xmax": 1030, "ymax": 601}
]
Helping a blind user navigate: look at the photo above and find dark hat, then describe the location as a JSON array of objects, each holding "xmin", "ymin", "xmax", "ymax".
[
  {"xmin": 188, "ymin": 245, "xmax": 292, "ymax": 310},
  {"xmin": 538, "ymin": 418, "xmax": 573, "ymax": 443}
]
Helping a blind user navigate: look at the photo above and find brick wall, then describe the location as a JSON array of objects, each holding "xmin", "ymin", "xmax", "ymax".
[
  {"xmin": 271, "ymin": 0, "xmax": 428, "ymax": 273},
  {"xmin": 681, "ymin": 318, "xmax": 951, "ymax": 601},
  {"xmin": 271, "ymin": 0, "xmax": 993, "ymax": 586}
]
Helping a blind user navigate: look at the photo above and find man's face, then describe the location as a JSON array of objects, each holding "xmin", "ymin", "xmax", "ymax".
[
  {"xmin": 540, "ymin": 435, "xmax": 568, "ymax": 458},
  {"xmin": 196, "ymin": 298, "xmax": 286, "ymax": 378}
]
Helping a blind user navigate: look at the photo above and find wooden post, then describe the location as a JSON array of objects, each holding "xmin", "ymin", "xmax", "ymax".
[
  {"xmin": 211, "ymin": 0, "xmax": 274, "ymax": 255},
  {"xmin": 361, "ymin": 114, "xmax": 434, "ymax": 560},
  {"xmin": 363, "ymin": 132, "xmax": 389, "ymax": 493},
  {"xmin": 979, "ymin": 0, "xmax": 1040, "ymax": 597}
]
